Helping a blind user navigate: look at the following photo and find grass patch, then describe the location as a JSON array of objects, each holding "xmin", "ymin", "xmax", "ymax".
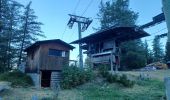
[
  {"xmin": 76, "ymin": 79, "xmax": 165, "ymax": 100},
  {"xmin": 0, "ymin": 70, "xmax": 33, "ymax": 87}
]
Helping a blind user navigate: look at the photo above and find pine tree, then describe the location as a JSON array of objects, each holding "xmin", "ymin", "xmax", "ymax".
[
  {"xmin": 144, "ymin": 40, "xmax": 154, "ymax": 64},
  {"xmin": 98, "ymin": 0, "xmax": 138, "ymax": 29},
  {"xmin": 18, "ymin": 1, "xmax": 44, "ymax": 65},
  {"xmin": 152, "ymin": 36, "xmax": 164, "ymax": 62},
  {"xmin": 0, "ymin": 0, "xmax": 11, "ymax": 72},
  {"xmin": 6, "ymin": 1, "xmax": 23, "ymax": 69}
]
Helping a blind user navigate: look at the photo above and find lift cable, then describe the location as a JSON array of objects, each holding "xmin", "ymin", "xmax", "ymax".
[
  {"xmin": 72, "ymin": 0, "xmax": 81, "ymax": 14},
  {"xmin": 61, "ymin": 0, "xmax": 81, "ymax": 39},
  {"xmin": 81, "ymin": 0, "xmax": 94, "ymax": 16}
]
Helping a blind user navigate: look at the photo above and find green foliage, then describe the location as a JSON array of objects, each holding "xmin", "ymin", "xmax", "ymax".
[
  {"xmin": 119, "ymin": 74, "xmax": 135, "ymax": 87},
  {"xmin": 0, "ymin": 70, "xmax": 33, "ymax": 87},
  {"xmin": 98, "ymin": 65, "xmax": 135, "ymax": 87},
  {"xmin": 105, "ymin": 74, "xmax": 135, "ymax": 88},
  {"xmin": 98, "ymin": 0, "xmax": 138, "ymax": 29},
  {"xmin": 152, "ymin": 36, "xmax": 164, "ymax": 62},
  {"xmin": 98, "ymin": 64, "xmax": 109, "ymax": 77},
  {"xmin": 122, "ymin": 51, "xmax": 146, "ymax": 69},
  {"xmin": 18, "ymin": 1, "xmax": 44, "ymax": 65},
  {"xmin": 78, "ymin": 79, "xmax": 164, "ymax": 100},
  {"xmin": 60, "ymin": 65, "xmax": 94, "ymax": 89},
  {"xmin": 120, "ymin": 40, "xmax": 147, "ymax": 69},
  {"xmin": 106, "ymin": 73, "xmax": 119, "ymax": 83},
  {"xmin": 144, "ymin": 40, "xmax": 154, "ymax": 64},
  {"xmin": 0, "ymin": 0, "xmax": 44, "ymax": 71}
]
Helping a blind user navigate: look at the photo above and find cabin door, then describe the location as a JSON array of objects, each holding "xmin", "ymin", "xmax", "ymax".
[{"xmin": 41, "ymin": 70, "xmax": 52, "ymax": 87}]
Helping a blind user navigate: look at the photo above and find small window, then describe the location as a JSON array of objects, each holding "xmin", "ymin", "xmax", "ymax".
[
  {"xmin": 62, "ymin": 51, "xmax": 66, "ymax": 57},
  {"xmin": 48, "ymin": 49, "xmax": 62, "ymax": 57},
  {"xmin": 48, "ymin": 49, "xmax": 67, "ymax": 57}
]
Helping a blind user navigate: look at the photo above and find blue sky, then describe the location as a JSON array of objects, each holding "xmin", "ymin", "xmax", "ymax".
[{"xmin": 16, "ymin": 0, "xmax": 167, "ymax": 60}]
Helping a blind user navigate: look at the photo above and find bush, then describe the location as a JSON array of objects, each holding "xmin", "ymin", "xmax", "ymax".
[
  {"xmin": 106, "ymin": 74, "xmax": 118, "ymax": 83},
  {"xmin": 60, "ymin": 65, "xmax": 93, "ymax": 89},
  {"xmin": 98, "ymin": 64, "xmax": 109, "ymax": 77},
  {"xmin": 105, "ymin": 73, "xmax": 135, "ymax": 88},
  {"xmin": 98, "ymin": 65, "xmax": 135, "ymax": 88},
  {"xmin": 119, "ymin": 74, "xmax": 135, "ymax": 88},
  {"xmin": 0, "ymin": 70, "xmax": 33, "ymax": 87}
]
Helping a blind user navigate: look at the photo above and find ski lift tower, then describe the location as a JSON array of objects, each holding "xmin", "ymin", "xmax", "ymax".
[{"xmin": 67, "ymin": 14, "xmax": 92, "ymax": 69}]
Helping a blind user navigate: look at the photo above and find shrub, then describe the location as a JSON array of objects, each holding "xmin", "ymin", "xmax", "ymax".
[
  {"xmin": 105, "ymin": 73, "xmax": 135, "ymax": 88},
  {"xmin": 119, "ymin": 74, "xmax": 135, "ymax": 88},
  {"xmin": 98, "ymin": 65, "xmax": 135, "ymax": 88},
  {"xmin": 60, "ymin": 65, "xmax": 93, "ymax": 89},
  {"xmin": 98, "ymin": 64, "xmax": 109, "ymax": 77},
  {"xmin": 106, "ymin": 74, "xmax": 118, "ymax": 83},
  {"xmin": 0, "ymin": 70, "xmax": 33, "ymax": 87}
]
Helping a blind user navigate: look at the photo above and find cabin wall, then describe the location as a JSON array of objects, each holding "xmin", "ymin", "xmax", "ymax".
[
  {"xmin": 25, "ymin": 47, "xmax": 40, "ymax": 73},
  {"xmin": 39, "ymin": 43, "xmax": 70, "ymax": 71}
]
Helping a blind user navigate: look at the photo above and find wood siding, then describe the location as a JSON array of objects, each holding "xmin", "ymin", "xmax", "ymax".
[
  {"xmin": 26, "ymin": 42, "xmax": 70, "ymax": 73},
  {"xmin": 25, "ymin": 46, "xmax": 40, "ymax": 73},
  {"xmin": 39, "ymin": 43, "xmax": 70, "ymax": 71}
]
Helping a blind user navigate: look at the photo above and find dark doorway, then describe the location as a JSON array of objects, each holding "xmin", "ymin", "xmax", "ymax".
[{"xmin": 41, "ymin": 70, "xmax": 51, "ymax": 87}]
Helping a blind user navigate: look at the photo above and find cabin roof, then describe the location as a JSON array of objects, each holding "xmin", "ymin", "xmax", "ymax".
[
  {"xmin": 24, "ymin": 39, "xmax": 75, "ymax": 52},
  {"xmin": 71, "ymin": 27, "xmax": 150, "ymax": 44}
]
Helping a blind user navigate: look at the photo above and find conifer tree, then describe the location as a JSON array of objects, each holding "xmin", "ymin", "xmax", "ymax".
[
  {"xmin": 18, "ymin": 1, "xmax": 44, "ymax": 65},
  {"xmin": 152, "ymin": 36, "xmax": 164, "ymax": 62}
]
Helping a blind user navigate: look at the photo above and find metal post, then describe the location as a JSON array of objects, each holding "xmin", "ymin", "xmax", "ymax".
[
  {"xmin": 78, "ymin": 22, "xmax": 83, "ymax": 69},
  {"xmin": 162, "ymin": 0, "xmax": 170, "ymax": 42},
  {"xmin": 164, "ymin": 77, "xmax": 170, "ymax": 100}
]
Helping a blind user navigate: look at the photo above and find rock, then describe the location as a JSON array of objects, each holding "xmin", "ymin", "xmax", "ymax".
[{"xmin": 0, "ymin": 81, "xmax": 11, "ymax": 92}]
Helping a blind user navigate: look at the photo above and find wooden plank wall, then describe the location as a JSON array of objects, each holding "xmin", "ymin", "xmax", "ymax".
[
  {"xmin": 39, "ymin": 43, "xmax": 70, "ymax": 70},
  {"xmin": 26, "ymin": 47, "xmax": 40, "ymax": 73}
]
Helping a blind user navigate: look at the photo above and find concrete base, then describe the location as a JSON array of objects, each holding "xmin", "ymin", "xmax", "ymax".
[{"xmin": 27, "ymin": 73, "xmax": 40, "ymax": 88}]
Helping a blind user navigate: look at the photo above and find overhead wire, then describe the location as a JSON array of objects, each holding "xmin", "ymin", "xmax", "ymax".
[
  {"xmin": 61, "ymin": 24, "xmax": 67, "ymax": 39},
  {"xmin": 145, "ymin": 28, "xmax": 167, "ymax": 42},
  {"xmin": 62, "ymin": 0, "xmax": 101, "ymax": 39},
  {"xmin": 81, "ymin": 0, "xmax": 94, "ymax": 16},
  {"xmin": 61, "ymin": 0, "xmax": 81, "ymax": 39},
  {"xmin": 150, "ymin": 27, "xmax": 167, "ymax": 35},
  {"xmin": 73, "ymin": 0, "xmax": 81, "ymax": 14}
]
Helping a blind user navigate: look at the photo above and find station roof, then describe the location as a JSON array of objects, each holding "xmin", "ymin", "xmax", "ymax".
[{"xmin": 71, "ymin": 27, "xmax": 150, "ymax": 44}]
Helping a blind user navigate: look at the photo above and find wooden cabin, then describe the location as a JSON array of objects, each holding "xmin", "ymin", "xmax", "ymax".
[
  {"xmin": 24, "ymin": 39, "xmax": 74, "ymax": 88},
  {"xmin": 71, "ymin": 27, "xmax": 149, "ymax": 72}
]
